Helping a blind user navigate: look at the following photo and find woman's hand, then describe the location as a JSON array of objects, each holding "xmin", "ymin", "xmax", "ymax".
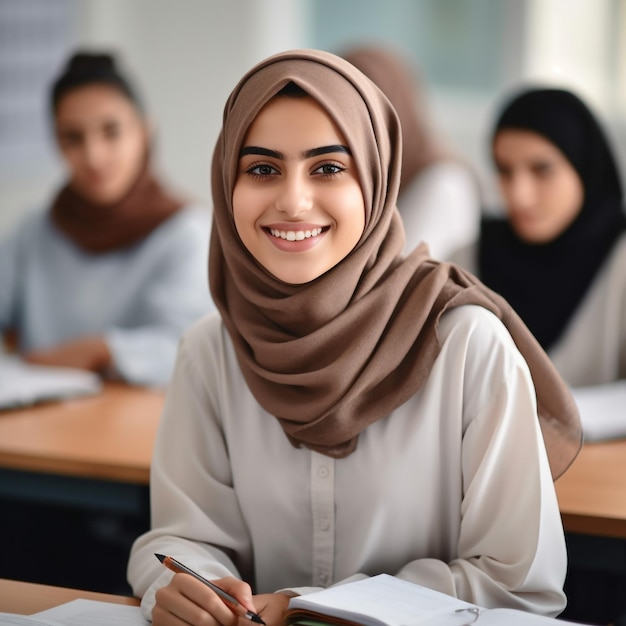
[
  {"xmin": 24, "ymin": 336, "xmax": 112, "ymax": 373},
  {"xmin": 152, "ymin": 574, "xmax": 290, "ymax": 626},
  {"xmin": 252, "ymin": 592, "xmax": 291, "ymax": 626}
]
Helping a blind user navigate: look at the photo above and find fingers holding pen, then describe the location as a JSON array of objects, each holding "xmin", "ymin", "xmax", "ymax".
[
  {"xmin": 214, "ymin": 576, "xmax": 258, "ymax": 616},
  {"xmin": 153, "ymin": 573, "xmax": 246, "ymax": 626},
  {"xmin": 251, "ymin": 593, "xmax": 291, "ymax": 626}
]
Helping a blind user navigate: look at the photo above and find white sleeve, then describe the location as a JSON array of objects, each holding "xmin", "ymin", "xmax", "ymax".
[
  {"xmin": 105, "ymin": 213, "xmax": 214, "ymax": 386},
  {"xmin": 399, "ymin": 161, "xmax": 481, "ymax": 261},
  {"xmin": 392, "ymin": 309, "xmax": 567, "ymax": 616}
]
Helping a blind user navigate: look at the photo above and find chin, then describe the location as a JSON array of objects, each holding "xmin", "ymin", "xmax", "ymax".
[
  {"xmin": 82, "ymin": 187, "xmax": 126, "ymax": 206},
  {"xmin": 274, "ymin": 273, "xmax": 317, "ymax": 285},
  {"xmin": 514, "ymin": 228, "xmax": 554, "ymax": 245},
  {"xmin": 269, "ymin": 267, "xmax": 323, "ymax": 285}
]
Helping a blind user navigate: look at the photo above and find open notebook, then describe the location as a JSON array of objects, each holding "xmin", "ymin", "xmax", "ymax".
[
  {"xmin": 286, "ymin": 574, "xmax": 583, "ymax": 626},
  {"xmin": 0, "ymin": 356, "xmax": 102, "ymax": 410}
]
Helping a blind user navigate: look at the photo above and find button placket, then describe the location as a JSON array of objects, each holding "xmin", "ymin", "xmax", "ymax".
[{"xmin": 310, "ymin": 452, "xmax": 335, "ymax": 587}]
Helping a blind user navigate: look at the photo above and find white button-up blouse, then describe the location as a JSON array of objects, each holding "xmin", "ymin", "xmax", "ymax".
[{"xmin": 127, "ymin": 305, "xmax": 567, "ymax": 618}]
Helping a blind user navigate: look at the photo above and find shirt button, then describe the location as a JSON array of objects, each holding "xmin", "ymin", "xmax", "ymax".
[
  {"xmin": 318, "ymin": 572, "xmax": 329, "ymax": 585},
  {"xmin": 317, "ymin": 465, "xmax": 329, "ymax": 478},
  {"xmin": 319, "ymin": 517, "xmax": 330, "ymax": 531}
]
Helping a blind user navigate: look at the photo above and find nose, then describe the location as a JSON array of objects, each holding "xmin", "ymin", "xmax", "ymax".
[
  {"xmin": 504, "ymin": 171, "xmax": 536, "ymax": 211},
  {"xmin": 81, "ymin": 136, "xmax": 107, "ymax": 169},
  {"xmin": 275, "ymin": 171, "xmax": 313, "ymax": 217}
]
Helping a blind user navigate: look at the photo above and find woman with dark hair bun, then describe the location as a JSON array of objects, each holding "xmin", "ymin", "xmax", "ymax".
[
  {"xmin": 51, "ymin": 52, "xmax": 144, "ymax": 114},
  {"xmin": 0, "ymin": 50, "xmax": 213, "ymax": 386}
]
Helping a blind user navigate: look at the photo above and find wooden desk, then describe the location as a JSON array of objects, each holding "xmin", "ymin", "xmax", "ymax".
[
  {"xmin": 0, "ymin": 384, "xmax": 165, "ymax": 593},
  {"xmin": 0, "ymin": 383, "xmax": 164, "ymax": 484},
  {"xmin": 0, "ymin": 578, "xmax": 139, "ymax": 615},
  {"xmin": 556, "ymin": 438, "xmax": 626, "ymax": 539}
]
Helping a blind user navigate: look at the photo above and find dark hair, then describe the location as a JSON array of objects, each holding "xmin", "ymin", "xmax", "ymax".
[
  {"xmin": 274, "ymin": 81, "xmax": 309, "ymax": 98},
  {"xmin": 50, "ymin": 51, "xmax": 143, "ymax": 115}
]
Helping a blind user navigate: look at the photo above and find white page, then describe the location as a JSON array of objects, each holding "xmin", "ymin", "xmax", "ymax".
[
  {"xmin": 0, "ymin": 356, "xmax": 101, "ymax": 410},
  {"xmin": 288, "ymin": 574, "xmax": 476, "ymax": 626},
  {"xmin": 287, "ymin": 575, "xmax": 582, "ymax": 626},
  {"xmin": 34, "ymin": 599, "xmax": 148, "ymax": 626},
  {"xmin": 572, "ymin": 381, "xmax": 626, "ymax": 442}
]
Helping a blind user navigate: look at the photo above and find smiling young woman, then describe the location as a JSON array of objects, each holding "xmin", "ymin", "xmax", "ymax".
[
  {"xmin": 233, "ymin": 89, "xmax": 365, "ymax": 284},
  {"xmin": 128, "ymin": 50, "xmax": 581, "ymax": 626}
]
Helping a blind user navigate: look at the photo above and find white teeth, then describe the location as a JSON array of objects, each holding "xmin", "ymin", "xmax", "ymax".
[{"xmin": 269, "ymin": 227, "xmax": 323, "ymax": 240}]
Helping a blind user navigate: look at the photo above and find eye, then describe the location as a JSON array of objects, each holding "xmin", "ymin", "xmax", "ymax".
[
  {"xmin": 531, "ymin": 162, "xmax": 553, "ymax": 178},
  {"xmin": 312, "ymin": 162, "xmax": 345, "ymax": 177},
  {"xmin": 103, "ymin": 122, "xmax": 121, "ymax": 140},
  {"xmin": 58, "ymin": 130, "xmax": 83, "ymax": 148},
  {"xmin": 495, "ymin": 163, "xmax": 511, "ymax": 179},
  {"xmin": 245, "ymin": 163, "xmax": 279, "ymax": 178}
]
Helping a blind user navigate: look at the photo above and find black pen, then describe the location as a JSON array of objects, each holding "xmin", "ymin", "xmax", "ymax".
[{"xmin": 155, "ymin": 553, "xmax": 266, "ymax": 624}]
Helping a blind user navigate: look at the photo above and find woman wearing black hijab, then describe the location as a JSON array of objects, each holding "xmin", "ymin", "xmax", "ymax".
[{"xmin": 451, "ymin": 87, "xmax": 626, "ymax": 388}]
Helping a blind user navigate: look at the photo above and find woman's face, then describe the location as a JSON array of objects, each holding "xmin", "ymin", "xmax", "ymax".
[
  {"xmin": 232, "ymin": 95, "xmax": 365, "ymax": 284},
  {"xmin": 493, "ymin": 129, "xmax": 584, "ymax": 243},
  {"xmin": 55, "ymin": 84, "xmax": 148, "ymax": 205}
]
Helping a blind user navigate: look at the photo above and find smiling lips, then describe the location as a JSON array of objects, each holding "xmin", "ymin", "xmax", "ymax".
[
  {"xmin": 264, "ymin": 225, "xmax": 328, "ymax": 251},
  {"xmin": 269, "ymin": 226, "xmax": 324, "ymax": 241}
]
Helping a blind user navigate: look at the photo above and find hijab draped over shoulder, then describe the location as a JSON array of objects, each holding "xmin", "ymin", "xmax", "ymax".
[
  {"xmin": 480, "ymin": 88, "xmax": 626, "ymax": 350},
  {"xmin": 209, "ymin": 49, "xmax": 581, "ymax": 479}
]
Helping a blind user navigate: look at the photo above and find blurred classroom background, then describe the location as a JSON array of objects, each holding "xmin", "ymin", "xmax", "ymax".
[{"xmin": 1, "ymin": 0, "xmax": 625, "ymax": 235}]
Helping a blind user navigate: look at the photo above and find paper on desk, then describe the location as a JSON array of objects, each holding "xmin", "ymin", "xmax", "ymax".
[
  {"xmin": 571, "ymin": 381, "xmax": 626, "ymax": 442},
  {"xmin": 0, "ymin": 613, "xmax": 63, "ymax": 626},
  {"xmin": 0, "ymin": 356, "xmax": 101, "ymax": 410},
  {"xmin": 33, "ymin": 599, "xmax": 148, "ymax": 625}
]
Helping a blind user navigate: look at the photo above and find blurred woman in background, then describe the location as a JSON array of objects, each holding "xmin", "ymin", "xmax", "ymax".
[
  {"xmin": 0, "ymin": 50, "xmax": 213, "ymax": 386},
  {"xmin": 341, "ymin": 44, "xmax": 481, "ymax": 260},
  {"xmin": 450, "ymin": 87, "xmax": 626, "ymax": 387}
]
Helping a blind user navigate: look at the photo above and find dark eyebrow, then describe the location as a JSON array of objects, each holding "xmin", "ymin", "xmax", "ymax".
[
  {"xmin": 239, "ymin": 144, "xmax": 351, "ymax": 160},
  {"xmin": 303, "ymin": 145, "xmax": 352, "ymax": 158},
  {"xmin": 239, "ymin": 146, "xmax": 284, "ymax": 159}
]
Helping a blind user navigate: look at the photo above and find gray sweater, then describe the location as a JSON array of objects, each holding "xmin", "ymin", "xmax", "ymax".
[{"xmin": 0, "ymin": 204, "xmax": 214, "ymax": 386}]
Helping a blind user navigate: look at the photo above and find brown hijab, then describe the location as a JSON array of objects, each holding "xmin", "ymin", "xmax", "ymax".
[
  {"xmin": 50, "ymin": 157, "xmax": 183, "ymax": 254},
  {"xmin": 209, "ymin": 49, "xmax": 581, "ymax": 479}
]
